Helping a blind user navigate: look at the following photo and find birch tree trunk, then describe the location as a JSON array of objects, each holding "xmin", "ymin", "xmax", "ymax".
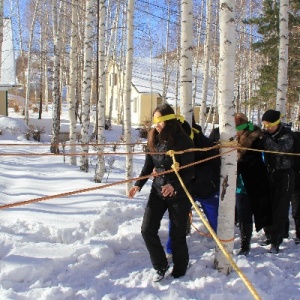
[
  {"xmin": 50, "ymin": 0, "xmax": 62, "ymax": 154},
  {"xmin": 117, "ymin": 2, "xmax": 127, "ymax": 124},
  {"xmin": 16, "ymin": 0, "xmax": 26, "ymax": 93},
  {"xmin": 0, "ymin": 0, "xmax": 3, "ymax": 80},
  {"xmin": 214, "ymin": 0, "xmax": 237, "ymax": 275},
  {"xmin": 180, "ymin": 0, "xmax": 193, "ymax": 125},
  {"xmin": 192, "ymin": 0, "xmax": 205, "ymax": 108},
  {"xmin": 38, "ymin": 25, "xmax": 43, "ymax": 119},
  {"xmin": 107, "ymin": 3, "xmax": 120, "ymax": 124},
  {"xmin": 24, "ymin": 0, "xmax": 40, "ymax": 125},
  {"xmin": 124, "ymin": 0, "xmax": 134, "ymax": 194},
  {"xmin": 276, "ymin": 0, "xmax": 289, "ymax": 117},
  {"xmin": 199, "ymin": 0, "xmax": 213, "ymax": 129},
  {"xmin": 68, "ymin": 0, "xmax": 78, "ymax": 166},
  {"xmin": 95, "ymin": 0, "xmax": 106, "ymax": 183},
  {"xmin": 162, "ymin": 0, "xmax": 171, "ymax": 102},
  {"xmin": 80, "ymin": 0, "xmax": 94, "ymax": 172}
]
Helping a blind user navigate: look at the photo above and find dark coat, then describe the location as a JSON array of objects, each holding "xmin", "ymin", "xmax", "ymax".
[
  {"xmin": 191, "ymin": 130, "xmax": 220, "ymax": 198},
  {"xmin": 135, "ymin": 131, "xmax": 194, "ymax": 198},
  {"xmin": 237, "ymin": 127, "xmax": 272, "ymax": 231},
  {"xmin": 262, "ymin": 124, "xmax": 294, "ymax": 171}
]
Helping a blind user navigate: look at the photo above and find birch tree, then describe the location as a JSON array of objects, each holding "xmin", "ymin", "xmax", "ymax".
[
  {"xmin": 180, "ymin": 0, "xmax": 193, "ymax": 125},
  {"xmin": 68, "ymin": 0, "xmax": 79, "ymax": 166},
  {"xmin": 50, "ymin": 0, "xmax": 63, "ymax": 154},
  {"xmin": 24, "ymin": 0, "xmax": 40, "ymax": 125},
  {"xmin": 162, "ymin": 0, "xmax": 171, "ymax": 102},
  {"xmin": 214, "ymin": 0, "xmax": 237, "ymax": 275},
  {"xmin": 199, "ymin": 0, "xmax": 213, "ymax": 129},
  {"xmin": 124, "ymin": 0, "xmax": 134, "ymax": 194},
  {"xmin": 276, "ymin": 0, "xmax": 289, "ymax": 116},
  {"xmin": 80, "ymin": 0, "xmax": 94, "ymax": 172},
  {"xmin": 0, "ymin": 0, "xmax": 3, "ymax": 80},
  {"xmin": 94, "ymin": 0, "xmax": 106, "ymax": 183},
  {"xmin": 107, "ymin": 2, "xmax": 121, "ymax": 124},
  {"xmin": 192, "ymin": 0, "xmax": 205, "ymax": 108}
]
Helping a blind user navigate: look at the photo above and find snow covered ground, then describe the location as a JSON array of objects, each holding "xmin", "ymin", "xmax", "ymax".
[{"xmin": 0, "ymin": 105, "xmax": 300, "ymax": 300}]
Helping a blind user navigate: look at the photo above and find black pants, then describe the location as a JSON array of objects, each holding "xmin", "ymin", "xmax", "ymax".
[
  {"xmin": 141, "ymin": 189, "xmax": 190, "ymax": 274},
  {"xmin": 265, "ymin": 168, "xmax": 294, "ymax": 246},
  {"xmin": 291, "ymin": 191, "xmax": 300, "ymax": 238},
  {"xmin": 236, "ymin": 193, "xmax": 253, "ymax": 225}
]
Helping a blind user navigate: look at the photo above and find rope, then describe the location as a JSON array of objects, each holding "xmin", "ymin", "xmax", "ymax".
[
  {"xmin": 0, "ymin": 148, "xmax": 224, "ymax": 210},
  {"xmin": 166, "ymin": 150, "xmax": 262, "ymax": 300},
  {"xmin": 2, "ymin": 140, "xmax": 300, "ymax": 158}
]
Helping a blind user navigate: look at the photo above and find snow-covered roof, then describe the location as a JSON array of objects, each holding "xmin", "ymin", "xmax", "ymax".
[
  {"xmin": 132, "ymin": 57, "xmax": 214, "ymax": 106},
  {"xmin": 0, "ymin": 18, "xmax": 17, "ymax": 86}
]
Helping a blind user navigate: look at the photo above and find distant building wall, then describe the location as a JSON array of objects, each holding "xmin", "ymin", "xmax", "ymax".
[{"xmin": 0, "ymin": 90, "xmax": 8, "ymax": 116}]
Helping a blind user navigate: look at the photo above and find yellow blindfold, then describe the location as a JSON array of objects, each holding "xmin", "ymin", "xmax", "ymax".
[
  {"xmin": 152, "ymin": 114, "xmax": 185, "ymax": 124},
  {"xmin": 262, "ymin": 116, "xmax": 282, "ymax": 128}
]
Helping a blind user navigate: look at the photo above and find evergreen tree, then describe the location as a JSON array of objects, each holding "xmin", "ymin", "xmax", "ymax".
[{"xmin": 247, "ymin": 0, "xmax": 300, "ymax": 109}]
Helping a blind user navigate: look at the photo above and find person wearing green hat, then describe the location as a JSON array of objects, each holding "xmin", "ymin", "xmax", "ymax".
[{"xmin": 235, "ymin": 113, "xmax": 272, "ymax": 255}]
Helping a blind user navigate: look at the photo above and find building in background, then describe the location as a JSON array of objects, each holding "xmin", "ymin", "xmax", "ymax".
[
  {"xmin": 0, "ymin": 18, "xmax": 17, "ymax": 116},
  {"xmin": 106, "ymin": 58, "xmax": 216, "ymax": 126}
]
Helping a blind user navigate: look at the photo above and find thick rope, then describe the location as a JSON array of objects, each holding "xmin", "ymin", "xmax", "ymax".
[{"xmin": 166, "ymin": 149, "xmax": 261, "ymax": 300}]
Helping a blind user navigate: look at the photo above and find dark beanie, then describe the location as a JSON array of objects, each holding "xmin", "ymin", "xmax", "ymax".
[{"xmin": 262, "ymin": 109, "xmax": 281, "ymax": 123}]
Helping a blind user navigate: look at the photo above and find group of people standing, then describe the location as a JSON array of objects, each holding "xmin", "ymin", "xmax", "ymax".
[{"xmin": 128, "ymin": 103, "xmax": 299, "ymax": 282}]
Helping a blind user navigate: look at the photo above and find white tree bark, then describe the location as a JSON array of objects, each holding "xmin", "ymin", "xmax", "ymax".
[
  {"xmin": 180, "ymin": 0, "xmax": 193, "ymax": 125},
  {"xmin": 276, "ymin": 0, "xmax": 289, "ymax": 117},
  {"xmin": 107, "ymin": 3, "xmax": 121, "ymax": 123},
  {"xmin": 80, "ymin": 0, "xmax": 94, "ymax": 172},
  {"xmin": 162, "ymin": 0, "xmax": 171, "ymax": 102},
  {"xmin": 0, "ymin": 0, "xmax": 3, "ymax": 81},
  {"xmin": 214, "ymin": 0, "xmax": 237, "ymax": 275},
  {"xmin": 95, "ymin": 0, "xmax": 106, "ymax": 183},
  {"xmin": 50, "ymin": 0, "xmax": 62, "ymax": 154},
  {"xmin": 199, "ymin": 0, "xmax": 213, "ymax": 129},
  {"xmin": 68, "ymin": 0, "xmax": 78, "ymax": 166},
  {"xmin": 192, "ymin": 0, "xmax": 205, "ymax": 108},
  {"xmin": 124, "ymin": 0, "xmax": 134, "ymax": 194},
  {"xmin": 24, "ymin": 0, "xmax": 40, "ymax": 125}
]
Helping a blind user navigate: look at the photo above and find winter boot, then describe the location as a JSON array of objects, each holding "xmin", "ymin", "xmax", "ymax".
[
  {"xmin": 268, "ymin": 244, "xmax": 279, "ymax": 254},
  {"xmin": 294, "ymin": 218, "xmax": 300, "ymax": 244},
  {"xmin": 238, "ymin": 223, "xmax": 252, "ymax": 256},
  {"xmin": 260, "ymin": 227, "xmax": 271, "ymax": 246},
  {"xmin": 153, "ymin": 265, "xmax": 169, "ymax": 282}
]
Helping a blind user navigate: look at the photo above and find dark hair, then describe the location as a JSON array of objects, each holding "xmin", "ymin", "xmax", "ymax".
[{"xmin": 147, "ymin": 103, "xmax": 186, "ymax": 151}]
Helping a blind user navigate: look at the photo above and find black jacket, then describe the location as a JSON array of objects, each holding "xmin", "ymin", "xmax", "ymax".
[
  {"xmin": 135, "ymin": 131, "xmax": 194, "ymax": 198},
  {"xmin": 262, "ymin": 124, "xmax": 294, "ymax": 171},
  {"xmin": 237, "ymin": 127, "xmax": 272, "ymax": 231}
]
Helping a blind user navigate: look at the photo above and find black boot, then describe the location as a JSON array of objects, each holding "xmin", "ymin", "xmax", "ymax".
[
  {"xmin": 260, "ymin": 227, "xmax": 271, "ymax": 246},
  {"xmin": 238, "ymin": 223, "xmax": 252, "ymax": 255},
  {"xmin": 294, "ymin": 218, "xmax": 300, "ymax": 244}
]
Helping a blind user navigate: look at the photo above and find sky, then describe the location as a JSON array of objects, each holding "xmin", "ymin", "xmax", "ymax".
[{"xmin": 1, "ymin": 104, "xmax": 300, "ymax": 300}]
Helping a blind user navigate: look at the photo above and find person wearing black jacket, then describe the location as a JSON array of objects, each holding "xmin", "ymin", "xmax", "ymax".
[
  {"xmin": 235, "ymin": 113, "xmax": 272, "ymax": 255},
  {"xmin": 261, "ymin": 109, "xmax": 294, "ymax": 253},
  {"xmin": 292, "ymin": 169, "xmax": 300, "ymax": 244},
  {"xmin": 128, "ymin": 103, "xmax": 194, "ymax": 281}
]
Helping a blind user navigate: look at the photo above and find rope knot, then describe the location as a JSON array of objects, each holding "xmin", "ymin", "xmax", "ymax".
[
  {"xmin": 171, "ymin": 162, "xmax": 180, "ymax": 171},
  {"xmin": 166, "ymin": 150, "xmax": 175, "ymax": 157}
]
